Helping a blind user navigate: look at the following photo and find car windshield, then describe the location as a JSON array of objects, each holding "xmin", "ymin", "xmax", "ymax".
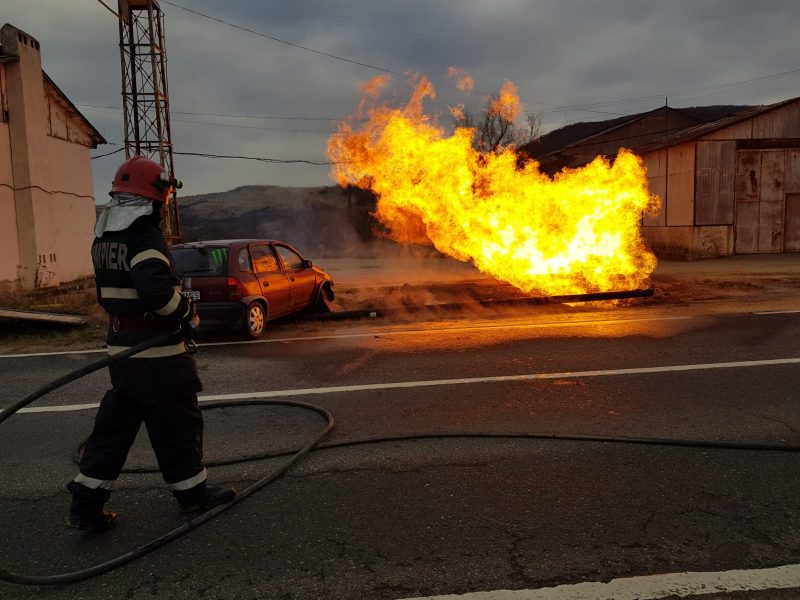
[{"xmin": 172, "ymin": 247, "xmax": 229, "ymax": 276}]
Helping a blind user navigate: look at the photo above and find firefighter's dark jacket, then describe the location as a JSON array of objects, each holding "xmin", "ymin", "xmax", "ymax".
[{"xmin": 92, "ymin": 214, "xmax": 202, "ymax": 402}]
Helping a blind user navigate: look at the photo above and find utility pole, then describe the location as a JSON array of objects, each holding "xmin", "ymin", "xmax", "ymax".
[{"xmin": 118, "ymin": 0, "xmax": 181, "ymax": 244}]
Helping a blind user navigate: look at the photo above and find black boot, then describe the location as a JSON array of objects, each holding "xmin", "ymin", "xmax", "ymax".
[
  {"xmin": 67, "ymin": 509, "xmax": 119, "ymax": 532},
  {"xmin": 66, "ymin": 481, "xmax": 118, "ymax": 532},
  {"xmin": 173, "ymin": 482, "xmax": 237, "ymax": 513}
]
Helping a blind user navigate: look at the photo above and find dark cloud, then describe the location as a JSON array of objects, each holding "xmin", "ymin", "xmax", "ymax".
[{"xmin": 3, "ymin": 0, "xmax": 799, "ymax": 200}]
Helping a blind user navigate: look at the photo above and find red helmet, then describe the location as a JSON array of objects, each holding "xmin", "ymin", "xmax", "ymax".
[{"xmin": 110, "ymin": 156, "xmax": 174, "ymax": 202}]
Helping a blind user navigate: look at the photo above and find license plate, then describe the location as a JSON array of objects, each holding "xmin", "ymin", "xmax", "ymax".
[{"xmin": 181, "ymin": 290, "xmax": 200, "ymax": 301}]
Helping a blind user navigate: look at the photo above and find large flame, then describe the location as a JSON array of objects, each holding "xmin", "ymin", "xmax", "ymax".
[{"xmin": 327, "ymin": 76, "xmax": 660, "ymax": 295}]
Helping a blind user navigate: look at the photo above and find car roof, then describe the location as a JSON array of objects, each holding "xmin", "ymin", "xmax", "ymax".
[{"xmin": 171, "ymin": 239, "xmax": 284, "ymax": 248}]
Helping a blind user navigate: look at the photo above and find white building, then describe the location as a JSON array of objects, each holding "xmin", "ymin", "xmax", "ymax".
[{"xmin": 0, "ymin": 23, "xmax": 105, "ymax": 292}]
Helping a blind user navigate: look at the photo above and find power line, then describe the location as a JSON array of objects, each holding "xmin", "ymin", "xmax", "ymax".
[
  {"xmin": 86, "ymin": 0, "xmax": 800, "ymax": 135},
  {"xmin": 77, "ymin": 103, "xmax": 351, "ymax": 122},
  {"xmin": 91, "ymin": 147, "xmax": 125, "ymax": 160},
  {"xmin": 78, "ymin": 105, "xmax": 334, "ymax": 133},
  {"xmin": 670, "ymin": 66, "xmax": 800, "ymax": 100},
  {"xmin": 94, "ymin": 0, "xmax": 120, "ymax": 19},
  {"xmin": 173, "ymin": 152, "xmax": 336, "ymax": 165},
  {"xmin": 102, "ymin": 1, "xmax": 800, "ymax": 125},
  {"xmin": 157, "ymin": 0, "xmax": 590, "ymax": 115},
  {"xmin": 91, "ymin": 147, "xmax": 336, "ymax": 166},
  {"xmin": 161, "ymin": 0, "xmax": 405, "ymax": 77},
  {"xmin": 533, "ymin": 66, "xmax": 800, "ymax": 116},
  {"xmin": 171, "ymin": 117, "xmax": 332, "ymax": 134}
]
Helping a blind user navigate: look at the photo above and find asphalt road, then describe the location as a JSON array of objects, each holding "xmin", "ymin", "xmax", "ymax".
[{"xmin": 1, "ymin": 301, "xmax": 800, "ymax": 599}]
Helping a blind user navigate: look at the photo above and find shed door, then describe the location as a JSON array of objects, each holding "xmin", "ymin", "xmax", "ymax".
[
  {"xmin": 735, "ymin": 149, "xmax": 787, "ymax": 253},
  {"xmin": 786, "ymin": 150, "xmax": 800, "ymax": 251}
]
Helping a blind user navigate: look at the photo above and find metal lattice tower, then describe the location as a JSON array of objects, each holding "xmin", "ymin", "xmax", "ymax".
[{"xmin": 118, "ymin": 0, "xmax": 181, "ymax": 244}]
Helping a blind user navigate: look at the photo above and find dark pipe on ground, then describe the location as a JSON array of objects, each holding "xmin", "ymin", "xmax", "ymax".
[{"xmin": 302, "ymin": 288, "xmax": 654, "ymax": 321}]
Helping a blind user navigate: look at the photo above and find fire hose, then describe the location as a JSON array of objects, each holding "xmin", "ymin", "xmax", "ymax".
[
  {"xmin": 2, "ymin": 332, "xmax": 800, "ymax": 586},
  {"xmin": 0, "ymin": 331, "xmax": 334, "ymax": 586}
]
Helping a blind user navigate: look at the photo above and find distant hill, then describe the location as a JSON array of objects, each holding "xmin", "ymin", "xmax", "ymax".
[
  {"xmin": 176, "ymin": 184, "xmax": 401, "ymax": 258},
  {"xmin": 95, "ymin": 184, "xmax": 446, "ymax": 258},
  {"xmin": 525, "ymin": 104, "xmax": 753, "ymax": 157}
]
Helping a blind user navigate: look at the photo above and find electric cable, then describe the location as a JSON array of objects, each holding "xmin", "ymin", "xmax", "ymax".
[
  {"xmin": 94, "ymin": 0, "xmax": 120, "ymax": 20},
  {"xmin": 0, "ymin": 333, "xmax": 334, "ymax": 586},
  {"xmin": 173, "ymin": 151, "xmax": 336, "ymax": 165},
  {"xmin": 77, "ymin": 103, "xmax": 356, "ymax": 123},
  {"xmin": 91, "ymin": 147, "xmax": 125, "ymax": 160},
  {"xmin": 161, "ymin": 0, "xmax": 404, "ymax": 78},
  {"xmin": 99, "ymin": 0, "xmax": 800, "ymax": 123}
]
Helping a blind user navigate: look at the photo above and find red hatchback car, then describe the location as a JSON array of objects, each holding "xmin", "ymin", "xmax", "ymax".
[{"xmin": 170, "ymin": 239, "xmax": 334, "ymax": 338}]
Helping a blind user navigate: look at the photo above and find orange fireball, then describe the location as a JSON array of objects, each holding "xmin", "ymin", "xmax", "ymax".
[{"xmin": 327, "ymin": 76, "xmax": 660, "ymax": 295}]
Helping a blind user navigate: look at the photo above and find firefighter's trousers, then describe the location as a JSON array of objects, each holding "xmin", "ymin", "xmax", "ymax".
[{"xmin": 68, "ymin": 388, "xmax": 206, "ymax": 516}]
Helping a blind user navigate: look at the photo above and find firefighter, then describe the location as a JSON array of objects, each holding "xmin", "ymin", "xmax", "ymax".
[{"xmin": 67, "ymin": 156, "xmax": 236, "ymax": 532}]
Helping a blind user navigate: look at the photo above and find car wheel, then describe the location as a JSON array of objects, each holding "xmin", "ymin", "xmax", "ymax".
[
  {"xmin": 243, "ymin": 301, "xmax": 266, "ymax": 339},
  {"xmin": 312, "ymin": 284, "xmax": 333, "ymax": 313}
]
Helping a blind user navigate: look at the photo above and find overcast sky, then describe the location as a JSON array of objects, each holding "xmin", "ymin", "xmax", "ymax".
[{"xmin": 4, "ymin": 0, "xmax": 799, "ymax": 201}]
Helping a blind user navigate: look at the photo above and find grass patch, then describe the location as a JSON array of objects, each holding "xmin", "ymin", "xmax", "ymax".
[{"xmin": 0, "ymin": 280, "xmax": 107, "ymax": 353}]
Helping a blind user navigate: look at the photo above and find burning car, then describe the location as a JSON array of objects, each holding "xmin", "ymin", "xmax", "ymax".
[{"xmin": 170, "ymin": 239, "xmax": 334, "ymax": 339}]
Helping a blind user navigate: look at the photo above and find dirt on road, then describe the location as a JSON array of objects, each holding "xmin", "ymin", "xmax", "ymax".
[{"xmin": 1, "ymin": 254, "xmax": 798, "ymax": 355}]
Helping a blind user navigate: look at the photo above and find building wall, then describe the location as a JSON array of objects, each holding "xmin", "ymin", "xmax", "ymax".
[
  {"xmin": 666, "ymin": 143, "xmax": 695, "ymax": 226},
  {"xmin": 641, "ymin": 100, "xmax": 800, "ymax": 257},
  {"xmin": 643, "ymin": 150, "xmax": 666, "ymax": 227},
  {"xmin": 695, "ymin": 140, "xmax": 736, "ymax": 226},
  {"xmin": 0, "ymin": 120, "xmax": 19, "ymax": 289},
  {"xmin": 1, "ymin": 25, "xmax": 99, "ymax": 290},
  {"xmin": 642, "ymin": 225, "xmax": 733, "ymax": 259},
  {"xmin": 753, "ymin": 102, "xmax": 800, "ymax": 138},
  {"xmin": 734, "ymin": 147, "xmax": 800, "ymax": 253},
  {"xmin": 701, "ymin": 120, "xmax": 752, "ymax": 141}
]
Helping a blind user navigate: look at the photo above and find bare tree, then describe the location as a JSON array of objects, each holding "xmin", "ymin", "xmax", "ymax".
[{"xmin": 453, "ymin": 91, "xmax": 540, "ymax": 153}]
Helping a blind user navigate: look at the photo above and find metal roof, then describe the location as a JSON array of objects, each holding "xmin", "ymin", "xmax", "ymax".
[{"xmin": 637, "ymin": 96, "xmax": 800, "ymax": 154}]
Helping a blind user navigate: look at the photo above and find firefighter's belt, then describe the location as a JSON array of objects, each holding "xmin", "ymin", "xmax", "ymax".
[{"xmin": 110, "ymin": 313, "xmax": 172, "ymax": 332}]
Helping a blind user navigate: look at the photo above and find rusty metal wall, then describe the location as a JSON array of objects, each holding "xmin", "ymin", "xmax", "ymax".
[
  {"xmin": 785, "ymin": 150, "xmax": 800, "ymax": 251},
  {"xmin": 643, "ymin": 149, "xmax": 666, "ymax": 226},
  {"xmin": 666, "ymin": 143, "xmax": 695, "ymax": 226},
  {"xmin": 753, "ymin": 102, "xmax": 800, "ymax": 138},
  {"xmin": 701, "ymin": 120, "xmax": 752, "ymax": 141},
  {"xmin": 734, "ymin": 150, "xmax": 761, "ymax": 253},
  {"xmin": 695, "ymin": 140, "xmax": 736, "ymax": 225},
  {"xmin": 759, "ymin": 150, "xmax": 786, "ymax": 252},
  {"xmin": 734, "ymin": 148, "xmax": 800, "ymax": 253}
]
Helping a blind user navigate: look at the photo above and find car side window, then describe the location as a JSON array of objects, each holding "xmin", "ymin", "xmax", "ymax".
[
  {"xmin": 251, "ymin": 244, "xmax": 281, "ymax": 273},
  {"xmin": 238, "ymin": 248, "xmax": 252, "ymax": 272},
  {"xmin": 275, "ymin": 245, "xmax": 306, "ymax": 271}
]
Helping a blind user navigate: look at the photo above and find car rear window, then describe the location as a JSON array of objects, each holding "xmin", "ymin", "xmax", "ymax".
[{"xmin": 172, "ymin": 247, "xmax": 229, "ymax": 276}]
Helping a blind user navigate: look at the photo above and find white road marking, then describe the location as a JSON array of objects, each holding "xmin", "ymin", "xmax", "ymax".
[
  {"xmin": 0, "ymin": 315, "xmax": 692, "ymax": 359},
  {"xmin": 399, "ymin": 563, "xmax": 800, "ymax": 599},
  {"xmin": 6, "ymin": 356, "xmax": 800, "ymax": 415},
  {"xmin": 0, "ymin": 347, "xmax": 107, "ymax": 359},
  {"xmin": 753, "ymin": 309, "xmax": 800, "ymax": 315}
]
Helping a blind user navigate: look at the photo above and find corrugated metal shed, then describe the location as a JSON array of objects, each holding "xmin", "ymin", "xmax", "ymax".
[
  {"xmin": 638, "ymin": 97, "xmax": 800, "ymax": 153},
  {"xmin": 525, "ymin": 96, "xmax": 800, "ymax": 258}
]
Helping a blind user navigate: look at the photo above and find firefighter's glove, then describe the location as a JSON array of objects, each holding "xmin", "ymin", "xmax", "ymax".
[{"xmin": 177, "ymin": 296, "xmax": 200, "ymax": 339}]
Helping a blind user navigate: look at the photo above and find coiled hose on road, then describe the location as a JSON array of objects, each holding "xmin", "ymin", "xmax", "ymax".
[
  {"xmin": 0, "ymin": 332, "xmax": 334, "ymax": 586},
  {"xmin": 3, "ymin": 332, "xmax": 800, "ymax": 586}
]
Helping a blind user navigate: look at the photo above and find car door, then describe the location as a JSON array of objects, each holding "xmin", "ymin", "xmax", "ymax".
[
  {"xmin": 250, "ymin": 243, "xmax": 292, "ymax": 317},
  {"xmin": 274, "ymin": 243, "xmax": 317, "ymax": 310}
]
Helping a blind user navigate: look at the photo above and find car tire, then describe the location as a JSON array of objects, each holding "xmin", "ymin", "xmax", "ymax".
[
  {"xmin": 312, "ymin": 284, "xmax": 333, "ymax": 313},
  {"xmin": 243, "ymin": 301, "xmax": 266, "ymax": 339}
]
